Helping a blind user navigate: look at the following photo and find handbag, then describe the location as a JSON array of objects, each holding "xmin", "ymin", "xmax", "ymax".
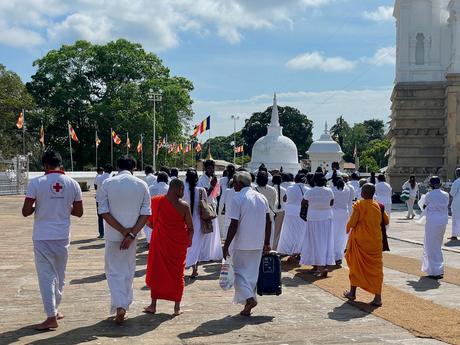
[
  {"xmin": 199, "ymin": 188, "xmax": 217, "ymax": 234},
  {"xmin": 400, "ymin": 188, "xmax": 411, "ymax": 202}
]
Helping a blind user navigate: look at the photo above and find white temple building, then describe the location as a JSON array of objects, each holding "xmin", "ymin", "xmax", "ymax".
[
  {"xmin": 249, "ymin": 94, "xmax": 300, "ymax": 174},
  {"xmin": 307, "ymin": 123, "xmax": 343, "ymax": 172}
]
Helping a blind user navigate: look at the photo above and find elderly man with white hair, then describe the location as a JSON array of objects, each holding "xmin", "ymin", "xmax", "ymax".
[{"xmin": 223, "ymin": 171, "xmax": 271, "ymax": 316}]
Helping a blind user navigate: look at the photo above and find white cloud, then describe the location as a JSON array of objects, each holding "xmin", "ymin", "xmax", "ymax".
[
  {"xmin": 0, "ymin": 0, "xmax": 333, "ymax": 50},
  {"xmin": 364, "ymin": 46, "xmax": 396, "ymax": 66},
  {"xmin": 0, "ymin": 20, "xmax": 45, "ymax": 47},
  {"xmin": 193, "ymin": 88, "xmax": 392, "ymax": 140},
  {"xmin": 286, "ymin": 51, "xmax": 356, "ymax": 72},
  {"xmin": 362, "ymin": 6, "xmax": 394, "ymax": 22}
]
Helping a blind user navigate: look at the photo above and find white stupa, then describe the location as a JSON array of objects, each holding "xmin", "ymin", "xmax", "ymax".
[
  {"xmin": 249, "ymin": 94, "xmax": 300, "ymax": 174},
  {"xmin": 307, "ymin": 122, "xmax": 343, "ymax": 172}
]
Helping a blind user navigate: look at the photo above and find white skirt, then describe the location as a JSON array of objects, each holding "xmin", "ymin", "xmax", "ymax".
[
  {"xmin": 199, "ymin": 217, "xmax": 223, "ymax": 261},
  {"xmin": 332, "ymin": 208, "xmax": 349, "ymax": 261},
  {"xmin": 277, "ymin": 214, "xmax": 306, "ymax": 255},
  {"xmin": 422, "ymin": 221, "xmax": 447, "ymax": 276},
  {"xmin": 300, "ymin": 219, "xmax": 335, "ymax": 266},
  {"xmin": 185, "ymin": 211, "xmax": 204, "ymax": 268},
  {"xmin": 231, "ymin": 249, "xmax": 262, "ymax": 304}
]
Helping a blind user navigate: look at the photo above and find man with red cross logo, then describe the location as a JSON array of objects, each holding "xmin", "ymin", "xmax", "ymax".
[{"xmin": 22, "ymin": 150, "xmax": 83, "ymax": 330}]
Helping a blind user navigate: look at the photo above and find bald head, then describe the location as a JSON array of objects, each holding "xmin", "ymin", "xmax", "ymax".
[
  {"xmin": 361, "ymin": 183, "xmax": 375, "ymax": 200},
  {"xmin": 168, "ymin": 178, "xmax": 184, "ymax": 198}
]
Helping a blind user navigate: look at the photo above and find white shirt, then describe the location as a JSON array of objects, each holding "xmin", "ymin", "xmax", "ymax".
[
  {"xmin": 198, "ymin": 174, "xmax": 220, "ymax": 205},
  {"xmin": 254, "ymin": 185, "xmax": 277, "ymax": 216},
  {"xmin": 26, "ymin": 171, "xmax": 82, "ymax": 241},
  {"xmin": 97, "ymin": 170, "xmax": 151, "ymax": 241},
  {"xmin": 303, "ymin": 186, "xmax": 334, "ymax": 221},
  {"xmin": 149, "ymin": 181, "xmax": 169, "ymax": 197},
  {"xmin": 145, "ymin": 173, "xmax": 157, "ymax": 187},
  {"xmin": 375, "ymin": 181, "xmax": 393, "ymax": 205},
  {"xmin": 95, "ymin": 172, "xmax": 112, "ymax": 199},
  {"xmin": 273, "ymin": 185, "xmax": 287, "ymax": 212},
  {"xmin": 403, "ymin": 181, "xmax": 419, "ymax": 198},
  {"xmin": 229, "ymin": 187, "xmax": 269, "ymax": 250},
  {"xmin": 349, "ymin": 180, "xmax": 361, "ymax": 199},
  {"xmin": 281, "ymin": 181, "xmax": 294, "ymax": 190},
  {"xmin": 450, "ymin": 178, "xmax": 460, "ymax": 211},
  {"xmin": 332, "ymin": 185, "xmax": 353, "ymax": 213},
  {"xmin": 424, "ymin": 189, "xmax": 449, "ymax": 225},
  {"xmin": 286, "ymin": 183, "xmax": 308, "ymax": 206}
]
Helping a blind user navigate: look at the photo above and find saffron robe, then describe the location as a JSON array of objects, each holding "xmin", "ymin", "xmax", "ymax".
[
  {"xmin": 345, "ymin": 199, "xmax": 389, "ymax": 295},
  {"xmin": 146, "ymin": 195, "xmax": 190, "ymax": 302}
]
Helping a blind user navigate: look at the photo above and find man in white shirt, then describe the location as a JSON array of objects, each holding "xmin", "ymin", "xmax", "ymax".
[
  {"xmin": 325, "ymin": 162, "xmax": 343, "ymax": 185},
  {"xmin": 97, "ymin": 155, "xmax": 151, "ymax": 324},
  {"xmin": 449, "ymin": 168, "xmax": 460, "ymax": 240},
  {"xmin": 144, "ymin": 172, "xmax": 169, "ymax": 245},
  {"xmin": 223, "ymin": 171, "xmax": 271, "ymax": 316},
  {"xmin": 349, "ymin": 172, "xmax": 361, "ymax": 200},
  {"xmin": 254, "ymin": 171, "xmax": 278, "ymax": 246},
  {"xmin": 375, "ymin": 174, "xmax": 393, "ymax": 219},
  {"xmin": 144, "ymin": 165, "xmax": 157, "ymax": 187},
  {"xmin": 22, "ymin": 150, "xmax": 83, "ymax": 330},
  {"xmin": 94, "ymin": 164, "xmax": 113, "ymax": 239}
]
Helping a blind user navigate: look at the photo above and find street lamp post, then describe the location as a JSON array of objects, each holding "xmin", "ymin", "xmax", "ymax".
[
  {"xmin": 231, "ymin": 115, "xmax": 240, "ymax": 164},
  {"xmin": 148, "ymin": 88, "xmax": 162, "ymax": 171}
]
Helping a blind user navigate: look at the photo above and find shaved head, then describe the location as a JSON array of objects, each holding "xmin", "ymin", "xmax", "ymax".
[
  {"xmin": 361, "ymin": 183, "xmax": 375, "ymax": 200},
  {"xmin": 168, "ymin": 178, "xmax": 184, "ymax": 198}
]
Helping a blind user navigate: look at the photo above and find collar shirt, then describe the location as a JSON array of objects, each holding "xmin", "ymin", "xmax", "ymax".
[
  {"xmin": 303, "ymin": 186, "xmax": 334, "ymax": 221},
  {"xmin": 26, "ymin": 171, "xmax": 82, "ymax": 241},
  {"xmin": 145, "ymin": 174, "xmax": 157, "ymax": 187},
  {"xmin": 149, "ymin": 181, "xmax": 169, "ymax": 197},
  {"xmin": 228, "ymin": 187, "xmax": 269, "ymax": 250},
  {"xmin": 424, "ymin": 189, "xmax": 449, "ymax": 225},
  {"xmin": 375, "ymin": 182, "xmax": 392, "ymax": 205},
  {"xmin": 332, "ymin": 185, "xmax": 353, "ymax": 212},
  {"xmin": 254, "ymin": 185, "xmax": 277, "ymax": 215},
  {"xmin": 95, "ymin": 172, "xmax": 112, "ymax": 199},
  {"xmin": 97, "ymin": 170, "xmax": 151, "ymax": 241}
]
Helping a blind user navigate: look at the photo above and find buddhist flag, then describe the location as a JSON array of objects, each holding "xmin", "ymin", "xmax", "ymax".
[
  {"xmin": 69, "ymin": 123, "xmax": 79, "ymax": 142},
  {"xmin": 168, "ymin": 143, "xmax": 175, "ymax": 154},
  {"xmin": 137, "ymin": 138, "xmax": 143, "ymax": 153},
  {"xmin": 192, "ymin": 125, "xmax": 200, "ymax": 138},
  {"xmin": 195, "ymin": 142, "xmax": 202, "ymax": 153},
  {"xmin": 39, "ymin": 124, "xmax": 45, "ymax": 147},
  {"xmin": 16, "ymin": 111, "xmax": 24, "ymax": 129},
  {"xmin": 112, "ymin": 130, "xmax": 121, "ymax": 145},
  {"xmin": 126, "ymin": 133, "xmax": 131, "ymax": 149},
  {"xmin": 199, "ymin": 116, "xmax": 211, "ymax": 134},
  {"xmin": 95, "ymin": 132, "xmax": 101, "ymax": 148},
  {"xmin": 234, "ymin": 145, "xmax": 244, "ymax": 153}
]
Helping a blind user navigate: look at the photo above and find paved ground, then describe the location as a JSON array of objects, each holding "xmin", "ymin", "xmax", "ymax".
[{"xmin": 0, "ymin": 193, "xmax": 458, "ymax": 345}]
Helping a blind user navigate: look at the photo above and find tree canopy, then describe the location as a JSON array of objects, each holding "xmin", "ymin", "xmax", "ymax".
[{"xmin": 26, "ymin": 39, "xmax": 194, "ymax": 170}]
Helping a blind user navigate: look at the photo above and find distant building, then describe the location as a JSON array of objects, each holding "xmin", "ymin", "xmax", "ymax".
[{"xmin": 307, "ymin": 123, "xmax": 344, "ymax": 173}]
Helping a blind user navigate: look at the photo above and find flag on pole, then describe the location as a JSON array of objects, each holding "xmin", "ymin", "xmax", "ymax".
[
  {"xmin": 168, "ymin": 143, "xmax": 175, "ymax": 154},
  {"xmin": 198, "ymin": 116, "xmax": 211, "ymax": 134},
  {"xmin": 69, "ymin": 123, "xmax": 79, "ymax": 142},
  {"xmin": 95, "ymin": 132, "xmax": 101, "ymax": 148},
  {"xmin": 16, "ymin": 111, "xmax": 24, "ymax": 129},
  {"xmin": 353, "ymin": 144, "xmax": 357, "ymax": 159},
  {"xmin": 137, "ymin": 138, "xmax": 143, "ymax": 153},
  {"xmin": 112, "ymin": 130, "xmax": 121, "ymax": 145},
  {"xmin": 195, "ymin": 142, "xmax": 202, "ymax": 153},
  {"xmin": 192, "ymin": 125, "xmax": 200, "ymax": 138},
  {"xmin": 39, "ymin": 124, "xmax": 45, "ymax": 147},
  {"xmin": 234, "ymin": 145, "xmax": 244, "ymax": 153},
  {"xmin": 126, "ymin": 133, "xmax": 131, "ymax": 149}
]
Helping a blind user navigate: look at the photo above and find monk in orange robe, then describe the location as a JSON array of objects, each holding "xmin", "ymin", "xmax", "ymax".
[
  {"xmin": 344, "ymin": 183, "xmax": 389, "ymax": 306},
  {"xmin": 144, "ymin": 179, "xmax": 194, "ymax": 316}
]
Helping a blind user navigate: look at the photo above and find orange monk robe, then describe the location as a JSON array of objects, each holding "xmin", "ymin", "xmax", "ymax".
[
  {"xmin": 345, "ymin": 199, "xmax": 389, "ymax": 295},
  {"xmin": 146, "ymin": 195, "xmax": 191, "ymax": 302}
]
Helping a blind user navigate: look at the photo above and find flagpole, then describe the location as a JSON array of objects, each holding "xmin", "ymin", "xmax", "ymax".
[
  {"xmin": 242, "ymin": 149, "xmax": 244, "ymax": 168},
  {"xmin": 95, "ymin": 129, "xmax": 98, "ymax": 168},
  {"xmin": 126, "ymin": 132, "xmax": 129, "ymax": 154},
  {"xmin": 22, "ymin": 109, "xmax": 26, "ymax": 156},
  {"xmin": 68, "ymin": 121, "xmax": 74, "ymax": 172},
  {"xmin": 110, "ymin": 128, "xmax": 113, "ymax": 166},
  {"xmin": 141, "ymin": 134, "xmax": 144, "ymax": 171}
]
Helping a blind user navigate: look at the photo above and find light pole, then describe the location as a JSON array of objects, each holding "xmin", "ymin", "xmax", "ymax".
[
  {"xmin": 148, "ymin": 88, "xmax": 162, "ymax": 171},
  {"xmin": 231, "ymin": 115, "xmax": 240, "ymax": 164}
]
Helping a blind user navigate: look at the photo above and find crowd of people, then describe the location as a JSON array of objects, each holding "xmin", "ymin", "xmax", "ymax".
[{"xmin": 21, "ymin": 150, "xmax": 456, "ymax": 330}]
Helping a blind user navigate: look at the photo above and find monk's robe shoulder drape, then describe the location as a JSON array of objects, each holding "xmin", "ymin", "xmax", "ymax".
[
  {"xmin": 345, "ymin": 200, "xmax": 387, "ymax": 295},
  {"xmin": 146, "ymin": 195, "xmax": 190, "ymax": 302}
]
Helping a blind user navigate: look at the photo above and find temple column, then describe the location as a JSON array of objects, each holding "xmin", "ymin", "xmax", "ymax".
[{"xmin": 446, "ymin": 74, "xmax": 460, "ymax": 179}]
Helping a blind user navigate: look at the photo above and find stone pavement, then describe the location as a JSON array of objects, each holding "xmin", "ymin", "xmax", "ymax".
[{"xmin": 0, "ymin": 193, "xmax": 456, "ymax": 345}]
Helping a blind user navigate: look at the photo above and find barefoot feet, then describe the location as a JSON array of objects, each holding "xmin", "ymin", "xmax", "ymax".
[
  {"xmin": 343, "ymin": 291, "xmax": 356, "ymax": 301},
  {"xmin": 240, "ymin": 298, "xmax": 257, "ymax": 316},
  {"xmin": 144, "ymin": 304, "xmax": 157, "ymax": 314},
  {"xmin": 33, "ymin": 316, "xmax": 58, "ymax": 331},
  {"xmin": 115, "ymin": 308, "xmax": 126, "ymax": 324}
]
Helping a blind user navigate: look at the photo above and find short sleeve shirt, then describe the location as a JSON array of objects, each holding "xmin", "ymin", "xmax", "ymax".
[
  {"xmin": 424, "ymin": 189, "xmax": 449, "ymax": 225},
  {"xmin": 228, "ymin": 187, "xmax": 269, "ymax": 250},
  {"xmin": 26, "ymin": 171, "xmax": 82, "ymax": 240},
  {"xmin": 303, "ymin": 186, "xmax": 334, "ymax": 221}
]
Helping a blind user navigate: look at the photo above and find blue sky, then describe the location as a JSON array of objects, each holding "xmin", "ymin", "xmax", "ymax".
[{"xmin": 0, "ymin": 0, "xmax": 395, "ymax": 139}]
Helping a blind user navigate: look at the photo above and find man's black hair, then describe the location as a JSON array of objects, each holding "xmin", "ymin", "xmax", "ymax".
[
  {"xmin": 117, "ymin": 155, "xmax": 136, "ymax": 171},
  {"xmin": 157, "ymin": 171, "xmax": 169, "ymax": 184},
  {"xmin": 160, "ymin": 166, "xmax": 170, "ymax": 176},
  {"xmin": 256, "ymin": 171, "xmax": 269, "ymax": 187},
  {"xmin": 104, "ymin": 164, "xmax": 113, "ymax": 174},
  {"xmin": 145, "ymin": 165, "xmax": 154, "ymax": 175},
  {"xmin": 170, "ymin": 168, "xmax": 179, "ymax": 177},
  {"xmin": 42, "ymin": 150, "xmax": 62, "ymax": 168},
  {"xmin": 204, "ymin": 160, "xmax": 215, "ymax": 168},
  {"xmin": 96, "ymin": 166, "xmax": 104, "ymax": 172}
]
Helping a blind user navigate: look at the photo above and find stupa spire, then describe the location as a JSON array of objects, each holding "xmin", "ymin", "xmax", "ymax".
[
  {"xmin": 324, "ymin": 121, "xmax": 328, "ymax": 134},
  {"xmin": 270, "ymin": 92, "xmax": 280, "ymax": 127}
]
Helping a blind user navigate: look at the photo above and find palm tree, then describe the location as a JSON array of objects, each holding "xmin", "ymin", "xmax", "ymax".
[{"xmin": 330, "ymin": 116, "xmax": 349, "ymax": 148}]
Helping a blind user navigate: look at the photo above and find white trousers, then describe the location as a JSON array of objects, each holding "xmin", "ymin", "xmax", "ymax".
[
  {"xmin": 422, "ymin": 222, "xmax": 447, "ymax": 276},
  {"xmin": 406, "ymin": 198, "xmax": 415, "ymax": 218},
  {"xmin": 231, "ymin": 249, "xmax": 262, "ymax": 305},
  {"xmin": 105, "ymin": 239, "xmax": 137, "ymax": 314},
  {"xmin": 34, "ymin": 239, "xmax": 69, "ymax": 317},
  {"xmin": 143, "ymin": 225, "xmax": 152, "ymax": 244},
  {"xmin": 451, "ymin": 211, "xmax": 460, "ymax": 237}
]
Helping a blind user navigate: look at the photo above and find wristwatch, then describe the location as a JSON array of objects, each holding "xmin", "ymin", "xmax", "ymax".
[{"xmin": 128, "ymin": 232, "xmax": 136, "ymax": 239}]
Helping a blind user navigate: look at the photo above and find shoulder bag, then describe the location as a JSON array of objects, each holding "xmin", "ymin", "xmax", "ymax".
[{"xmin": 199, "ymin": 188, "xmax": 216, "ymax": 234}]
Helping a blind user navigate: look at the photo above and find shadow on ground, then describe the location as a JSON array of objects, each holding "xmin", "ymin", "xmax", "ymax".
[
  {"xmin": 1, "ymin": 313, "xmax": 171, "ymax": 345},
  {"xmin": 407, "ymin": 277, "xmax": 441, "ymax": 292},
  {"xmin": 178, "ymin": 315, "xmax": 274, "ymax": 339},
  {"xmin": 328, "ymin": 301, "xmax": 377, "ymax": 322}
]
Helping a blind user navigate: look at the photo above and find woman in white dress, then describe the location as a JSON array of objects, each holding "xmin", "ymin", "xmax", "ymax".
[
  {"xmin": 272, "ymin": 175, "xmax": 287, "ymax": 251},
  {"xmin": 184, "ymin": 169, "xmax": 207, "ymax": 278},
  {"xmin": 375, "ymin": 174, "xmax": 393, "ymax": 220},
  {"xmin": 221, "ymin": 181, "xmax": 236, "ymax": 240},
  {"xmin": 331, "ymin": 177, "xmax": 353, "ymax": 266},
  {"xmin": 402, "ymin": 175, "xmax": 419, "ymax": 219},
  {"xmin": 300, "ymin": 172, "xmax": 335, "ymax": 277},
  {"xmin": 277, "ymin": 173, "xmax": 308, "ymax": 260}
]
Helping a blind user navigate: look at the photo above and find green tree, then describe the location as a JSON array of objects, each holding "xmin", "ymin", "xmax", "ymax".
[
  {"xmin": 362, "ymin": 119, "xmax": 385, "ymax": 142},
  {"xmin": 27, "ymin": 39, "xmax": 194, "ymax": 170},
  {"xmin": 330, "ymin": 116, "xmax": 350, "ymax": 148},
  {"xmin": 0, "ymin": 64, "xmax": 36, "ymax": 159},
  {"xmin": 242, "ymin": 106, "xmax": 313, "ymax": 158},
  {"xmin": 359, "ymin": 155, "xmax": 379, "ymax": 173},
  {"xmin": 359, "ymin": 139, "xmax": 390, "ymax": 170}
]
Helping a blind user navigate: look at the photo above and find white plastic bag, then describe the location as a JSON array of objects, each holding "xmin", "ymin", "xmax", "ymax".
[
  {"xmin": 219, "ymin": 257, "xmax": 234, "ymax": 290},
  {"xmin": 415, "ymin": 194, "xmax": 427, "ymax": 224}
]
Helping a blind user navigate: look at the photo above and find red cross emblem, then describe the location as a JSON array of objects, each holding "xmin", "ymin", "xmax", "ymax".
[{"xmin": 52, "ymin": 182, "xmax": 63, "ymax": 193}]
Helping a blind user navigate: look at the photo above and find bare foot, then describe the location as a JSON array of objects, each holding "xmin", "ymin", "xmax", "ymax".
[
  {"xmin": 115, "ymin": 308, "xmax": 126, "ymax": 324},
  {"xmin": 343, "ymin": 291, "xmax": 356, "ymax": 301},
  {"xmin": 56, "ymin": 312, "xmax": 65, "ymax": 320},
  {"xmin": 240, "ymin": 299, "xmax": 257, "ymax": 316},
  {"xmin": 173, "ymin": 302, "xmax": 182, "ymax": 317},
  {"xmin": 143, "ymin": 305, "xmax": 156, "ymax": 314},
  {"xmin": 172, "ymin": 309, "xmax": 183, "ymax": 317},
  {"xmin": 371, "ymin": 296, "xmax": 382, "ymax": 307},
  {"xmin": 33, "ymin": 317, "xmax": 58, "ymax": 331}
]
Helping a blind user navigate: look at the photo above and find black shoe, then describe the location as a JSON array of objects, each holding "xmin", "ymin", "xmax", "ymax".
[
  {"xmin": 335, "ymin": 260, "xmax": 342, "ymax": 267},
  {"xmin": 97, "ymin": 235, "xmax": 104, "ymax": 239},
  {"xmin": 449, "ymin": 237, "xmax": 458, "ymax": 241},
  {"xmin": 427, "ymin": 275, "xmax": 443, "ymax": 280}
]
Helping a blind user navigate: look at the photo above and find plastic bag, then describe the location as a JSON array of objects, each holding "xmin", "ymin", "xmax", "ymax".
[{"xmin": 219, "ymin": 257, "xmax": 234, "ymax": 290}]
